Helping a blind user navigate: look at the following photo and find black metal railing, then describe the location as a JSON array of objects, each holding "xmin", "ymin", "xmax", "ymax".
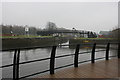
[{"xmin": 0, "ymin": 42, "xmax": 120, "ymax": 80}]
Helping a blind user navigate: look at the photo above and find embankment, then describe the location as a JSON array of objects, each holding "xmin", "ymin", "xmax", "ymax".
[
  {"xmin": 69, "ymin": 38, "xmax": 118, "ymax": 48},
  {"xmin": 2, "ymin": 37, "xmax": 68, "ymax": 50}
]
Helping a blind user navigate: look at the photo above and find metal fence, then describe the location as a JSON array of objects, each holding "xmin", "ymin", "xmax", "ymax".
[{"xmin": 1, "ymin": 42, "xmax": 120, "ymax": 80}]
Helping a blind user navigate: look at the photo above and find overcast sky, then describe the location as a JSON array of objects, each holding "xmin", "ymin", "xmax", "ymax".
[{"xmin": 2, "ymin": 2, "xmax": 118, "ymax": 33}]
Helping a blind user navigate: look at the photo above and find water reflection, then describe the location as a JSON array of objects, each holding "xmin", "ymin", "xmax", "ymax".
[
  {"xmin": 2, "ymin": 40, "xmax": 117, "ymax": 77},
  {"xmin": 46, "ymin": 48, "xmax": 52, "ymax": 55},
  {"xmin": 32, "ymin": 49, "xmax": 36, "ymax": 54},
  {"xmin": 24, "ymin": 50, "xmax": 29, "ymax": 61},
  {"xmin": 2, "ymin": 43, "xmax": 118, "ymax": 78},
  {"xmin": 8, "ymin": 51, "xmax": 13, "ymax": 58}
]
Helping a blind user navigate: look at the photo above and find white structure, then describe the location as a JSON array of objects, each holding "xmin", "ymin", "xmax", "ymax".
[{"xmin": 25, "ymin": 27, "xmax": 29, "ymax": 36}]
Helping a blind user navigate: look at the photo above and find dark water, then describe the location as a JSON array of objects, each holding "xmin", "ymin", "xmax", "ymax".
[{"xmin": 2, "ymin": 43, "xmax": 117, "ymax": 78}]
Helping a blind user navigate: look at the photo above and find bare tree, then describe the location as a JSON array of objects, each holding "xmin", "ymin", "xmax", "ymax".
[{"xmin": 45, "ymin": 22, "xmax": 57, "ymax": 30}]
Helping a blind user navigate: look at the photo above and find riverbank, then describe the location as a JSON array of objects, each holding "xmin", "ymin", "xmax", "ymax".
[
  {"xmin": 2, "ymin": 37, "xmax": 68, "ymax": 50},
  {"xmin": 69, "ymin": 38, "xmax": 118, "ymax": 48}
]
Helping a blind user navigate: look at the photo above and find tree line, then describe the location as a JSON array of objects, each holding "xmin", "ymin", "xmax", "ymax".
[
  {"xmin": 1, "ymin": 22, "xmax": 118, "ymax": 38},
  {"xmin": 0, "ymin": 24, "xmax": 38, "ymax": 36}
]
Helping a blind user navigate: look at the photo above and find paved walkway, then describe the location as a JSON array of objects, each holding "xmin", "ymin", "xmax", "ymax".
[{"xmin": 38, "ymin": 58, "xmax": 119, "ymax": 78}]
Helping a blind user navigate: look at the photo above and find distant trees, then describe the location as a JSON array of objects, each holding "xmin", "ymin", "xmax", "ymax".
[
  {"xmin": 12, "ymin": 26, "xmax": 25, "ymax": 35},
  {"xmin": 1, "ymin": 22, "xmax": 59, "ymax": 36},
  {"xmin": 29, "ymin": 27, "xmax": 37, "ymax": 35},
  {"xmin": 1, "ymin": 22, "xmax": 99, "ymax": 38},
  {"xmin": 45, "ymin": 22, "xmax": 57, "ymax": 31},
  {"xmin": 1, "ymin": 25, "xmax": 11, "ymax": 34},
  {"xmin": 36, "ymin": 22, "xmax": 59, "ymax": 36},
  {"xmin": 88, "ymin": 32, "xmax": 97, "ymax": 38},
  {"xmin": 1, "ymin": 24, "xmax": 37, "ymax": 36}
]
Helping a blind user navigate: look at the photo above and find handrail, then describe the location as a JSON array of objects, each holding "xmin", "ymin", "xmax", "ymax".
[
  {"xmin": 1, "ymin": 42, "xmax": 119, "ymax": 51},
  {"xmin": 1, "ymin": 42, "xmax": 119, "ymax": 80},
  {"xmin": 1, "ymin": 49, "xmax": 106, "ymax": 68}
]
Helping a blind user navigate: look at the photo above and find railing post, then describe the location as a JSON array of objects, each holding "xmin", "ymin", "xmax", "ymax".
[
  {"xmin": 118, "ymin": 43, "xmax": 120, "ymax": 58},
  {"xmin": 106, "ymin": 43, "xmax": 110, "ymax": 60},
  {"xmin": 13, "ymin": 49, "xmax": 20, "ymax": 80},
  {"xmin": 74, "ymin": 44, "xmax": 80, "ymax": 67},
  {"xmin": 50, "ymin": 46, "xmax": 57, "ymax": 74},
  {"xmin": 91, "ymin": 43, "xmax": 96, "ymax": 63},
  {"xmin": 16, "ymin": 49, "xmax": 20, "ymax": 79},
  {"xmin": 13, "ymin": 49, "xmax": 17, "ymax": 80}
]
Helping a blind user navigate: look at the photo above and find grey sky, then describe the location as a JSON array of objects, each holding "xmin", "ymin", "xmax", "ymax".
[{"xmin": 2, "ymin": 2, "xmax": 118, "ymax": 33}]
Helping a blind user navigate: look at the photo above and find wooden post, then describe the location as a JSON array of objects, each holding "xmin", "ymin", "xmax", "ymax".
[
  {"xmin": 106, "ymin": 43, "xmax": 110, "ymax": 60},
  {"xmin": 50, "ymin": 46, "xmax": 57, "ymax": 74},
  {"xmin": 91, "ymin": 43, "xmax": 96, "ymax": 63},
  {"xmin": 74, "ymin": 44, "xmax": 80, "ymax": 67}
]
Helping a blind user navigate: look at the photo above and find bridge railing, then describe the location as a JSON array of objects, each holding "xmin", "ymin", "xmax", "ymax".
[{"xmin": 0, "ymin": 42, "xmax": 120, "ymax": 80}]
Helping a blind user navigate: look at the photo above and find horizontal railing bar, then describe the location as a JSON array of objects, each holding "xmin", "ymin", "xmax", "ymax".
[
  {"xmin": 1, "ymin": 42, "xmax": 119, "ymax": 79},
  {"xmin": 0, "ymin": 57, "xmax": 50, "ymax": 68},
  {"xmin": 55, "ymin": 63, "xmax": 74, "ymax": 70},
  {"xmin": 95, "ymin": 57, "xmax": 105, "ymax": 60},
  {"xmin": 78, "ymin": 51, "xmax": 91, "ymax": 54},
  {"xmin": 19, "ymin": 57, "xmax": 50, "ymax": 65},
  {"xmin": 55, "ymin": 56, "xmax": 117, "ymax": 71},
  {"xmin": 55, "ymin": 54, "xmax": 75, "ymax": 58},
  {"xmin": 78, "ymin": 60, "xmax": 91, "ymax": 64},
  {"xmin": 19, "ymin": 69, "xmax": 50, "ymax": 79},
  {"xmin": 0, "ymin": 49, "xmax": 115, "ymax": 68},
  {"xmin": 78, "ymin": 49, "xmax": 105, "ymax": 55},
  {"xmin": 58, "ymin": 43, "xmax": 92, "ymax": 47},
  {"xmin": 55, "ymin": 55, "xmax": 117, "ymax": 70},
  {"xmin": 95, "ymin": 49, "xmax": 106, "ymax": 52},
  {"xmin": 1, "ymin": 43, "xmax": 77, "ymax": 51},
  {"xmin": 61, "ymin": 42, "xmax": 119, "ymax": 46},
  {"xmin": 2, "ymin": 54, "xmax": 74, "ymax": 68},
  {"xmin": 1, "ymin": 42, "xmax": 119, "ymax": 51},
  {"xmin": 18, "ymin": 56, "xmax": 118, "ymax": 79},
  {"xmin": 1, "ymin": 46, "xmax": 53, "ymax": 51},
  {"xmin": 0, "ymin": 64, "xmax": 13, "ymax": 68}
]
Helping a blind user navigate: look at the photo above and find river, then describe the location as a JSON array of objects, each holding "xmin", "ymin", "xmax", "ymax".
[{"xmin": 2, "ymin": 42, "xmax": 117, "ymax": 78}]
